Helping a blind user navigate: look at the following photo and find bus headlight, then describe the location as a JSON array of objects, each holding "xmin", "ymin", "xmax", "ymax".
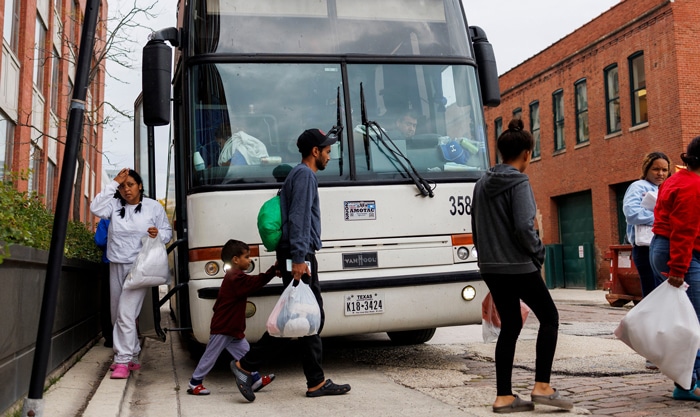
[
  {"xmin": 245, "ymin": 260, "xmax": 255, "ymax": 273},
  {"xmin": 471, "ymin": 247, "xmax": 478, "ymax": 259},
  {"xmin": 456, "ymin": 246, "xmax": 469, "ymax": 260},
  {"xmin": 461, "ymin": 285, "xmax": 476, "ymax": 301},
  {"xmin": 204, "ymin": 261, "xmax": 220, "ymax": 276}
]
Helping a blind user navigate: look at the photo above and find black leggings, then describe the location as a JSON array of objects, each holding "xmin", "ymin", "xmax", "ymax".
[{"xmin": 482, "ymin": 271, "xmax": 560, "ymax": 396}]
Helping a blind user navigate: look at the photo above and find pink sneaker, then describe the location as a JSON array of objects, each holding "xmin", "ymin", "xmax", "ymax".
[
  {"xmin": 110, "ymin": 361, "xmax": 140, "ymax": 371},
  {"xmin": 110, "ymin": 364, "xmax": 130, "ymax": 379}
]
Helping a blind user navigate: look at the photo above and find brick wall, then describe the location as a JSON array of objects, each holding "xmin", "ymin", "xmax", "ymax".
[{"xmin": 484, "ymin": 0, "xmax": 699, "ymax": 288}]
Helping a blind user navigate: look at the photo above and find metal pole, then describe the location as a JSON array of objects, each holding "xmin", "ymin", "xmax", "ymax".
[{"xmin": 22, "ymin": 1, "xmax": 101, "ymax": 415}]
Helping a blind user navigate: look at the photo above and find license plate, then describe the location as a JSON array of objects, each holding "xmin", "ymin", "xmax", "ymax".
[{"xmin": 345, "ymin": 292, "xmax": 384, "ymax": 316}]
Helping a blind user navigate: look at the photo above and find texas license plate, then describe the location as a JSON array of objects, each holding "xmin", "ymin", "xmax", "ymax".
[{"xmin": 345, "ymin": 292, "xmax": 384, "ymax": 316}]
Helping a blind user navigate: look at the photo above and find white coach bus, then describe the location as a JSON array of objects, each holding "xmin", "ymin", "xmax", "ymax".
[{"xmin": 136, "ymin": 0, "xmax": 501, "ymax": 347}]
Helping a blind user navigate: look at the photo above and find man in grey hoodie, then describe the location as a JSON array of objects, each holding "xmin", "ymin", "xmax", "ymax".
[{"xmin": 472, "ymin": 118, "xmax": 573, "ymax": 414}]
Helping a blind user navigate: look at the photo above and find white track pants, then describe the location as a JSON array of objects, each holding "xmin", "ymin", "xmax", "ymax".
[{"xmin": 109, "ymin": 262, "xmax": 148, "ymax": 364}]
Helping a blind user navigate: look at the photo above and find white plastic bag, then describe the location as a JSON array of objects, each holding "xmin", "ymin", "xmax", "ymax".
[
  {"xmin": 123, "ymin": 236, "xmax": 170, "ymax": 290},
  {"xmin": 614, "ymin": 281, "xmax": 700, "ymax": 389},
  {"xmin": 634, "ymin": 224, "xmax": 653, "ymax": 246},
  {"xmin": 266, "ymin": 281, "xmax": 321, "ymax": 338},
  {"xmin": 481, "ymin": 292, "xmax": 531, "ymax": 343}
]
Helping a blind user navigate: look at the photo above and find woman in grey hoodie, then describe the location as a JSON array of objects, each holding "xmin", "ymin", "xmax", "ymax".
[{"xmin": 472, "ymin": 118, "xmax": 573, "ymax": 413}]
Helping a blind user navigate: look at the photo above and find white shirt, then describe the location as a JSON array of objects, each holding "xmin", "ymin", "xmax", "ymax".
[{"xmin": 90, "ymin": 180, "xmax": 172, "ymax": 264}]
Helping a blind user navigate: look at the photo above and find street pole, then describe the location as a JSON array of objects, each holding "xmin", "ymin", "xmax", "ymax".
[{"xmin": 22, "ymin": 1, "xmax": 101, "ymax": 416}]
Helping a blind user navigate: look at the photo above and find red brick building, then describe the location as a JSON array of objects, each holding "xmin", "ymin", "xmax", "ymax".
[
  {"xmin": 483, "ymin": 0, "xmax": 700, "ymax": 289},
  {"xmin": 0, "ymin": 0, "xmax": 107, "ymax": 227}
]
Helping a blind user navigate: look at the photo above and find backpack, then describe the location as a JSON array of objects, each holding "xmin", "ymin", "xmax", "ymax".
[{"xmin": 257, "ymin": 191, "xmax": 282, "ymax": 251}]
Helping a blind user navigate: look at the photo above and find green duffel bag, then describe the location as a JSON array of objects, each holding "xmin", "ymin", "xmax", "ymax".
[{"xmin": 257, "ymin": 193, "xmax": 282, "ymax": 251}]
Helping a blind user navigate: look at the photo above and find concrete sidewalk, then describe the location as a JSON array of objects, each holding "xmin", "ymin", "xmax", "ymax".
[{"xmin": 29, "ymin": 289, "xmax": 618, "ymax": 417}]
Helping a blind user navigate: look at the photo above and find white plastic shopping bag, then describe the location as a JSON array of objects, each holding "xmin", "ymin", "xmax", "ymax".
[
  {"xmin": 123, "ymin": 236, "xmax": 170, "ymax": 290},
  {"xmin": 614, "ymin": 280, "xmax": 700, "ymax": 390},
  {"xmin": 481, "ymin": 292, "xmax": 531, "ymax": 343},
  {"xmin": 266, "ymin": 280, "xmax": 321, "ymax": 338}
]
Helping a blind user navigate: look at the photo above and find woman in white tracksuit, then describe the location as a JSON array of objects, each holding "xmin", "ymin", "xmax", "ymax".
[{"xmin": 90, "ymin": 168, "xmax": 172, "ymax": 379}]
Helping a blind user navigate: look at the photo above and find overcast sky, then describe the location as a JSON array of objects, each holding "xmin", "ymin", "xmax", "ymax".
[{"xmin": 101, "ymin": 0, "xmax": 620, "ymax": 198}]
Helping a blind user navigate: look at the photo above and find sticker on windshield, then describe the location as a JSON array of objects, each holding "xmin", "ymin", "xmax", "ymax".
[{"xmin": 344, "ymin": 201, "xmax": 376, "ymax": 221}]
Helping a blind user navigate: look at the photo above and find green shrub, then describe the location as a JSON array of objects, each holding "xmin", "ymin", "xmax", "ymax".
[{"xmin": 0, "ymin": 171, "xmax": 101, "ymax": 264}]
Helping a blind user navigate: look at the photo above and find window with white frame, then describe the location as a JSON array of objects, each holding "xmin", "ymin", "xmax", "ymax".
[
  {"xmin": 34, "ymin": 15, "xmax": 48, "ymax": 92},
  {"xmin": 575, "ymin": 79, "xmax": 589, "ymax": 144},
  {"xmin": 51, "ymin": 46, "xmax": 60, "ymax": 114},
  {"xmin": 3, "ymin": 0, "xmax": 20, "ymax": 54},
  {"xmin": 629, "ymin": 52, "xmax": 647, "ymax": 126},
  {"xmin": 605, "ymin": 64, "xmax": 621, "ymax": 133},
  {"xmin": 46, "ymin": 160, "xmax": 56, "ymax": 209},
  {"xmin": 0, "ymin": 111, "xmax": 15, "ymax": 178}
]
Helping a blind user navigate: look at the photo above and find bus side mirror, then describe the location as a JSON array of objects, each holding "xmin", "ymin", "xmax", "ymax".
[
  {"xmin": 142, "ymin": 39, "xmax": 173, "ymax": 126},
  {"xmin": 469, "ymin": 26, "xmax": 501, "ymax": 108}
]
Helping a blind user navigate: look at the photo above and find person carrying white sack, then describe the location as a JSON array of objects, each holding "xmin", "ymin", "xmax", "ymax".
[
  {"xmin": 649, "ymin": 136, "xmax": 700, "ymax": 401},
  {"xmin": 90, "ymin": 168, "xmax": 172, "ymax": 379}
]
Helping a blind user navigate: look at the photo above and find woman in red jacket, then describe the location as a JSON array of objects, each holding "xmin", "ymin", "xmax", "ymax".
[{"xmin": 650, "ymin": 136, "xmax": 700, "ymax": 401}]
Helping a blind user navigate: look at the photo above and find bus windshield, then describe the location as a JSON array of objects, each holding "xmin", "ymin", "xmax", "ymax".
[
  {"xmin": 192, "ymin": 0, "xmax": 472, "ymax": 57},
  {"xmin": 190, "ymin": 62, "xmax": 488, "ymax": 187}
]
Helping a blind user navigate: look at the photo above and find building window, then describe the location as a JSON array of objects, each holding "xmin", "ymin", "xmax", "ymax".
[
  {"xmin": 494, "ymin": 117, "xmax": 503, "ymax": 164},
  {"xmin": 1, "ymin": 112, "xmax": 15, "ymax": 179},
  {"xmin": 51, "ymin": 47, "xmax": 61, "ymax": 114},
  {"xmin": 552, "ymin": 89, "xmax": 565, "ymax": 151},
  {"xmin": 529, "ymin": 101, "xmax": 540, "ymax": 158},
  {"xmin": 605, "ymin": 64, "xmax": 621, "ymax": 133},
  {"xmin": 28, "ymin": 144, "xmax": 41, "ymax": 194},
  {"xmin": 512, "ymin": 107, "xmax": 522, "ymax": 120},
  {"xmin": 575, "ymin": 79, "xmax": 589, "ymax": 144},
  {"xmin": 34, "ymin": 16, "xmax": 48, "ymax": 92},
  {"xmin": 46, "ymin": 161, "xmax": 56, "ymax": 210},
  {"xmin": 629, "ymin": 52, "xmax": 647, "ymax": 126},
  {"xmin": 3, "ymin": 0, "xmax": 20, "ymax": 54}
]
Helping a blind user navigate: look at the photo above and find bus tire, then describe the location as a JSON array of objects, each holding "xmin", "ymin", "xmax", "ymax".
[{"xmin": 387, "ymin": 328, "xmax": 436, "ymax": 345}]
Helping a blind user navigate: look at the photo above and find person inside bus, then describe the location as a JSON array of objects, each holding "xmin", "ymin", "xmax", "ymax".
[
  {"xmin": 187, "ymin": 239, "xmax": 278, "ymax": 396},
  {"xmin": 231, "ymin": 128, "xmax": 351, "ymax": 401},
  {"xmin": 90, "ymin": 168, "xmax": 172, "ymax": 379},
  {"xmin": 472, "ymin": 118, "xmax": 574, "ymax": 413},
  {"xmin": 387, "ymin": 110, "xmax": 418, "ymax": 140},
  {"xmin": 215, "ymin": 123, "xmax": 270, "ymax": 166}
]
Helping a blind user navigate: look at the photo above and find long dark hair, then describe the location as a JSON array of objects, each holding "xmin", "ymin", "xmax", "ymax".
[
  {"xmin": 113, "ymin": 169, "xmax": 144, "ymax": 218},
  {"xmin": 640, "ymin": 151, "xmax": 671, "ymax": 180},
  {"xmin": 681, "ymin": 136, "xmax": 700, "ymax": 170}
]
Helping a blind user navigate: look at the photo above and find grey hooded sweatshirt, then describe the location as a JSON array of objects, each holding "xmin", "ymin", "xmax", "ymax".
[{"xmin": 471, "ymin": 164, "xmax": 545, "ymax": 275}]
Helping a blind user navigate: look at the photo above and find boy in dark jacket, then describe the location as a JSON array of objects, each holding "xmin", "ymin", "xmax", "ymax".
[{"xmin": 187, "ymin": 239, "xmax": 278, "ymax": 395}]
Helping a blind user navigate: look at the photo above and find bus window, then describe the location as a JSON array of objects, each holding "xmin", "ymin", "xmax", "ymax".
[
  {"xmin": 190, "ymin": 63, "xmax": 350, "ymax": 186},
  {"xmin": 347, "ymin": 63, "xmax": 488, "ymax": 178}
]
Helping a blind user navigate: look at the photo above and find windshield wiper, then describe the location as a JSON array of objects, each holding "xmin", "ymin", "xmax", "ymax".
[{"xmin": 359, "ymin": 83, "xmax": 434, "ymax": 198}]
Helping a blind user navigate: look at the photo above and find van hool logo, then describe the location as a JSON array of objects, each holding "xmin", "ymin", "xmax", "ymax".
[{"xmin": 342, "ymin": 252, "xmax": 378, "ymax": 269}]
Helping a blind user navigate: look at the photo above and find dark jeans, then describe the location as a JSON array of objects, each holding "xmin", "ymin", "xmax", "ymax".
[
  {"xmin": 239, "ymin": 251, "xmax": 325, "ymax": 388},
  {"xmin": 482, "ymin": 271, "xmax": 559, "ymax": 396},
  {"xmin": 632, "ymin": 245, "xmax": 657, "ymax": 297}
]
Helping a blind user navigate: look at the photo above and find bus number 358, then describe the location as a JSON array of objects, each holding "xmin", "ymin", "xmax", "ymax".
[{"xmin": 449, "ymin": 195, "xmax": 472, "ymax": 216}]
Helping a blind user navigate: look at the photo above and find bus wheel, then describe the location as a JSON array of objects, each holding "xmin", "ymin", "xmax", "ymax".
[{"xmin": 387, "ymin": 328, "xmax": 436, "ymax": 345}]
